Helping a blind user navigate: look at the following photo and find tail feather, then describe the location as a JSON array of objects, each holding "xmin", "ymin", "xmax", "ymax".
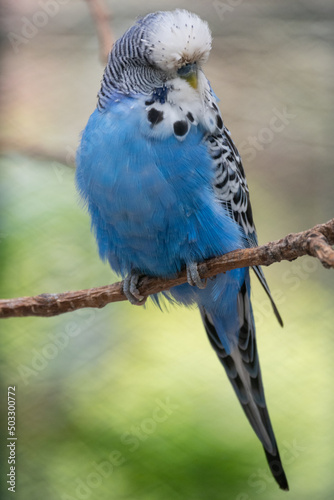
[
  {"xmin": 199, "ymin": 279, "xmax": 289, "ymax": 491},
  {"xmin": 264, "ymin": 448, "xmax": 289, "ymax": 491}
]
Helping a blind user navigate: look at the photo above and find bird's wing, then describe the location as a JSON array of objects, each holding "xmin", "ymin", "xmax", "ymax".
[
  {"xmin": 199, "ymin": 280, "xmax": 288, "ymax": 491},
  {"xmin": 205, "ymin": 118, "xmax": 282, "ymax": 325}
]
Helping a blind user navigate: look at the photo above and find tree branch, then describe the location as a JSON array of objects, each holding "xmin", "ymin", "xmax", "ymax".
[
  {"xmin": 85, "ymin": 0, "xmax": 114, "ymax": 64},
  {"xmin": 0, "ymin": 219, "xmax": 333, "ymax": 319},
  {"xmin": 0, "ymin": 140, "xmax": 75, "ymax": 168},
  {"xmin": 0, "ymin": 1, "xmax": 114, "ymax": 165}
]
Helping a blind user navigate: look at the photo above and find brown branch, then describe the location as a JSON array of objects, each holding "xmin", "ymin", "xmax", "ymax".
[
  {"xmin": 0, "ymin": 140, "xmax": 75, "ymax": 168},
  {"xmin": 0, "ymin": 2, "xmax": 114, "ymax": 166},
  {"xmin": 85, "ymin": 0, "xmax": 114, "ymax": 64},
  {"xmin": 0, "ymin": 219, "xmax": 333, "ymax": 320}
]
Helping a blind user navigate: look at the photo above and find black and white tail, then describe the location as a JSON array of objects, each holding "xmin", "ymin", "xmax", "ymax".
[{"xmin": 200, "ymin": 281, "xmax": 289, "ymax": 491}]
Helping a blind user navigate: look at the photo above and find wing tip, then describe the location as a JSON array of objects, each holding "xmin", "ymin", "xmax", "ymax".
[
  {"xmin": 252, "ymin": 266, "xmax": 284, "ymax": 327},
  {"xmin": 272, "ymin": 301, "xmax": 284, "ymax": 328}
]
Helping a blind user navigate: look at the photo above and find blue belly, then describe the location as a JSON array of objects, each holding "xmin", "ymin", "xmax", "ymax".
[{"xmin": 76, "ymin": 99, "xmax": 242, "ymax": 278}]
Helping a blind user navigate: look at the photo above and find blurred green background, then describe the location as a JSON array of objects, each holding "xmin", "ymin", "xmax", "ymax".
[{"xmin": 0, "ymin": 1, "xmax": 333, "ymax": 499}]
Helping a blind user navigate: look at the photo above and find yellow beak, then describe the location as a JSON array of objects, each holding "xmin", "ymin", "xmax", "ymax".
[
  {"xmin": 178, "ymin": 63, "xmax": 198, "ymax": 90},
  {"xmin": 185, "ymin": 72, "xmax": 198, "ymax": 89}
]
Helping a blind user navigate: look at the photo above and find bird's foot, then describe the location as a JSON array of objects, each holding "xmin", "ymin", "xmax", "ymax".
[
  {"xmin": 123, "ymin": 271, "xmax": 147, "ymax": 306},
  {"xmin": 186, "ymin": 262, "xmax": 207, "ymax": 289}
]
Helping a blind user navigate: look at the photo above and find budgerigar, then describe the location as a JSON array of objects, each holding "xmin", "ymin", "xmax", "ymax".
[{"xmin": 76, "ymin": 10, "xmax": 288, "ymax": 490}]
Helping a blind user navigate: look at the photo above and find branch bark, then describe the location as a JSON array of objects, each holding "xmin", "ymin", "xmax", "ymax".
[{"xmin": 0, "ymin": 219, "xmax": 333, "ymax": 319}]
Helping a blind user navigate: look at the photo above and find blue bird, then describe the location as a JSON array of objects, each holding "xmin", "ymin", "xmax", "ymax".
[{"xmin": 76, "ymin": 9, "xmax": 288, "ymax": 490}]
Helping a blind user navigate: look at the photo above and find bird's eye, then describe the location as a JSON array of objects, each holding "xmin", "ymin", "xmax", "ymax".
[{"xmin": 177, "ymin": 63, "xmax": 196, "ymax": 76}]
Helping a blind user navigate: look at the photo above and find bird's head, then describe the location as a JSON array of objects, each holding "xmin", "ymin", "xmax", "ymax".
[
  {"xmin": 142, "ymin": 10, "xmax": 212, "ymax": 88},
  {"xmin": 98, "ymin": 10, "xmax": 212, "ymax": 108}
]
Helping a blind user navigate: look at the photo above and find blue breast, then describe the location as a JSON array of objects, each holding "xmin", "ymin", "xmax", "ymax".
[{"xmin": 76, "ymin": 96, "xmax": 243, "ymax": 278}]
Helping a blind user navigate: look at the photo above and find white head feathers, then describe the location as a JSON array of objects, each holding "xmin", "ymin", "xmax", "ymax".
[{"xmin": 145, "ymin": 10, "xmax": 212, "ymax": 72}]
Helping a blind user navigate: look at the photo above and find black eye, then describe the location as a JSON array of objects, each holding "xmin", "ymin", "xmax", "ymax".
[{"xmin": 177, "ymin": 63, "xmax": 196, "ymax": 76}]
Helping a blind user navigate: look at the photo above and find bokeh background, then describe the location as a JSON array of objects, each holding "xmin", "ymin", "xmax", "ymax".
[{"xmin": 0, "ymin": 1, "xmax": 333, "ymax": 499}]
